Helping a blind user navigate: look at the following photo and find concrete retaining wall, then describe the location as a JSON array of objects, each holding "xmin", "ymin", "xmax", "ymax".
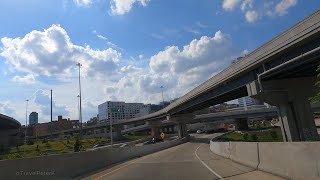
[
  {"xmin": 210, "ymin": 140, "xmax": 320, "ymax": 179},
  {"xmin": 258, "ymin": 142, "xmax": 320, "ymax": 180},
  {"xmin": 0, "ymin": 138, "xmax": 188, "ymax": 180},
  {"xmin": 209, "ymin": 141, "xmax": 230, "ymax": 158},
  {"xmin": 230, "ymin": 142, "xmax": 259, "ymax": 169}
]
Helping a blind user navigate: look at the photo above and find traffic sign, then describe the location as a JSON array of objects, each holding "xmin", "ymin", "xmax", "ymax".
[
  {"xmin": 160, "ymin": 132, "xmax": 165, "ymax": 139},
  {"xmin": 111, "ymin": 108, "xmax": 120, "ymax": 112}
]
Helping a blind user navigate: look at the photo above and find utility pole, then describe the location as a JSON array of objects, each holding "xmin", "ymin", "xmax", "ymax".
[
  {"xmin": 50, "ymin": 89, "xmax": 53, "ymax": 138},
  {"xmin": 25, "ymin": 99, "xmax": 29, "ymax": 146},
  {"xmin": 76, "ymin": 63, "xmax": 83, "ymax": 139}
]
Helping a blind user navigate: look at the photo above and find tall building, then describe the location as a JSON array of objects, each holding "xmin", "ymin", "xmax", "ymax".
[
  {"xmin": 29, "ymin": 112, "xmax": 38, "ymax": 125},
  {"xmin": 238, "ymin": 96, "xmax": 263, "ymax": 108},
  {"xmin": 98, "ymin": 101, "xmax": 151, "ymax": 124}
]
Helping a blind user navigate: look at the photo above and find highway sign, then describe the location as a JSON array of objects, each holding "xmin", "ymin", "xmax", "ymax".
[
  {"xmin": 160, "ymin": 132, "xmax": 165, "ymax": 139},
  {"xmin": 111, "ymin": 108, "xmax": 120, "ymax": 112}
]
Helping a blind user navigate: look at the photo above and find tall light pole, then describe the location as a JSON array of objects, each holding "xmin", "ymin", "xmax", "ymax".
[
  {"xmin": 25, "ymin": 99, "xmax": 29, "ymax": 145},
  {"xmin": 77, "ymin": 95, "xmax": 80, "ymax": 129},
  {"xmin": 50, "ymin": 89, "xmax": 53, "ymax": 138},
  {"xmin": 76, "ymin": 63, "xmax": 83, "ymax": 139},
  {"xmin": 160, "ymin": 86, "xmax": 164, "ymax": 108}
]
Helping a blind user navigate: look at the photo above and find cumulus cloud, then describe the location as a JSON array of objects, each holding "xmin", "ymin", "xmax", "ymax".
[
  {"xmin": 33, "ymin": 90, "xmax": 69, "ymax": 117},
  {"xmin": 110, "ymin": 0, "xmax": 150, "ymax": 15},
  {"xmin": 0, "ymin": 24, "xmax": 121, "ymax": 81},
  {"xmin": 12, "ymin": 74, "xmax": 36, "ymax": 84},
  {"xmin": 222, "ymin": 0, "xmax": 242, "ymax": 11},
  {"xmin": 245, "ymin": 10, "xmax": 258, "ymax": 23},
  {"xmin": 222, "ymin": 0, "xmax": 298, "ymax": 23},
  {"xmin": 0, "ymin": 101, "xmax": 15, "ymax": 116},
  {"xmin": 104, "ymin": 30, "xmax": 235, "ymax": 104},
  {"xmin": 74, "ymin": 0, "xmax": 92, "ymax": 6},
  {"xmin": 241, "ymin": 0, "xmax": 253, "ymax": 11},
  {"xmin": 274, "ymin": 0, "xmax": 297, "ymax": 16}
]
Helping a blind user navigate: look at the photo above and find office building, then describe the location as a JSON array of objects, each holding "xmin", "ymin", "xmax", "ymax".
[
  {"xmin": 29, "ymin": 112, "xmax": 38, "ymax": 125},
  {"xmin": 238, "ymin": 96, "xmax": 263, "ymax": 108},
  {"xmin": 98, "ymin": 101, "xmax": 151, "ymax": 124}
]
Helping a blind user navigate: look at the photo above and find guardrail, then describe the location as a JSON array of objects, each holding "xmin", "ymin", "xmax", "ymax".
[
  {"xmin": 210, "ymin": 140, "xmax": 320, "ymax": 179},
  {"xmin": 0, "ymin": 137, "xmax": 188, "ymax": 179}
]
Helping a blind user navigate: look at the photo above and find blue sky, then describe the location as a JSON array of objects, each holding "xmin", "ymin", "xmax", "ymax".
[{"xmin": 0, "ymin": 0, "xmax": 319, "ymax": 124}]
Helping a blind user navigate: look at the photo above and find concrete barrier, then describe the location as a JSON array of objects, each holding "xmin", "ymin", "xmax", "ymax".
[
  {"xmin": 0, "ymin": 138, "xmax": 188, "ymax": 180},
  {"xmin": 209, "ymin": 142, "xmax": 230, "ymax": 158},
  {"xmin": 210, "ymin": 140, "xmax": 320, "ymax": 179},
  {"xmin": 258, "ymin": 142, "xmax": 320, "ymax": 180},
  {"xmin": 230, "ymin": 142, "xmax": 259, "ymax": 169}
]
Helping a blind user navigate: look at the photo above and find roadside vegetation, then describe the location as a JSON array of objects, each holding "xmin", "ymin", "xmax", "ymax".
[
  {"xmin": 0, "ymin": 134, "xmax": 149, "ymax": 160},
  {"xmin": 218, "ymin": 121, "xmax": 283, "ymax": 142}
]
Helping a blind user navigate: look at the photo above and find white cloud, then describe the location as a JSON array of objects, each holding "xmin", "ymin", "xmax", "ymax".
[
  {"xmin": 110, "ymin": 0, "xmax": 150, "ymax": 15},
  {"xmin": 0, "ymin": 101, "xmax": 15, "ymax": 117},
  {"xmin": 33, "ymin": 90, "xmax": 69, "ymax": 117},
  {"xmin": 274, "ymin": 0, "xmax": 297, "ymax": 16},
  {"xmin": 245, "ymin": 10, "xmax": 258, "ymax": 23},
  {"xmin": 74, "ymin": 0, "xmax": 92, "ymax": 6},
  {"xmin": 222, "ymin": 0, "xmax": 297, "ymax": 23},
  {"xmin": 222, "ymin": 0, "xmax": 242, "ymax": 11},
  {"xmin": 105, "ymin": 30, "xmax": 236, "ymax": 104},
  {"xmin": 0, "ymin": 24, "xmax": 121, "ymax": 80},
  {"xmin": 12, "ymin": 74, "xmax": 36, "ymax": 84},
  {"xmin": 241, "ymin": 0, "xmax": 253, "ymax": 11}
]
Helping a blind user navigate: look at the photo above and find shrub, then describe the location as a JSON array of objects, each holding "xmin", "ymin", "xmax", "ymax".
[
  {"xmin": 243, "ymin": 133, "xmax": 249, "ymax": 141},
  {"xmin": 74, "ymin": 138, "xmax": 81, "ymax": 152},
  {"xmin": 270, "ymin": 130, "xmax": 278, "ymax": 140},
  {"xmin": 251, "ymin": 133, "xmax": 258, "ymax": 141},
  {"xmin": 27, "ymin": 139, "xmax": 34, "ymax": 145}
]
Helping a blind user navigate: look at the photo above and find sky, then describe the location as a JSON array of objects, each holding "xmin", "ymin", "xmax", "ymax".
[{"xmin": 0, "ymin": 0, "xmax": 319, "ymax": 124}]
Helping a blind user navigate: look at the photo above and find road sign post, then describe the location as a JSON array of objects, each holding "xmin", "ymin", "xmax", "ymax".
[{"xmin": 160, "ymin": 132, "xmax": 165, "ymax": 139}]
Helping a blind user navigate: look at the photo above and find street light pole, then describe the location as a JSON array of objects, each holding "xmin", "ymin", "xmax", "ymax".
[
  {"xmin": 25, "ymin": 99, "xmax": 29, "ymax": 145},
  {"xmin": 76, "ymin": 63, "xmax": 83, "ymax": 139},
  {"xmin": 77, "ymin": 95, "xmax": 80, "ymax": 130},
  {"xmin": 160, "ymin": 86, "xmax": 164, "ymax": 108},
  {"xmin": 110, "ymin": 115, "xmax": 113, "ymax": 147}
]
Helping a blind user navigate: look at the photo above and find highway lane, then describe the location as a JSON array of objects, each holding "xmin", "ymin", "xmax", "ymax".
[{"xmin": 82, "ymin": 135, "xmax": 284, "ymax": 180}]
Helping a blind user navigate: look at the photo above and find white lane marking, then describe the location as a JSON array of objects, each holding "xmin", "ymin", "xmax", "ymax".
[{"xmin": 195, "ymin": 144, "xmax": 223, "ymax": 179}]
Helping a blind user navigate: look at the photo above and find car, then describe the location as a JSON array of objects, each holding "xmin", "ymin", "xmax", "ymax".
[
  {"xmin": 92, "ymin": 143, "xmax": 106, "ymax": 148},
  {"xmin": 196, "ymin": 130, "xmax": 204, "ymax": 134}
]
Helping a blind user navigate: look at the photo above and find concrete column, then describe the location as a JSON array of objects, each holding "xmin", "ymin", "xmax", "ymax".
[
  {"xmin": 234, "ymin": 118, "xmax": 249, "ymax": 131},
  {"xmin": 177, "ymin": 122, "xmax": 188, "ymax": 139},
  {"xmin": 247, "ymin": 77, "xmax": 319, "ymax": 142},
  {"xmin": 169, "ymin": 113, "xmax": 193, "ymax": 139},
  {"xmin": 146, "ymin": 121, "xmax": 161, "ymax": 139}
]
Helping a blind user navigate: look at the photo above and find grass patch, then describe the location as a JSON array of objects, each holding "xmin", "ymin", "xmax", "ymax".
[{"xmin": 218, "ymin": 127, "xmax": 283, "ymax": 142}]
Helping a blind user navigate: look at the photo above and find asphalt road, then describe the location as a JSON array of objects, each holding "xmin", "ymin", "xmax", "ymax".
[{"xmin": 82, "ymin": 135, "xmax": 284, "ymax": 180}]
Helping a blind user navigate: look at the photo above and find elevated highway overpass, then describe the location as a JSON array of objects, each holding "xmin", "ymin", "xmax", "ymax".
[
  {"xmin": 111, "ymin": 10, "xmax": 320, "ymax": 142},
  {"xmin": 0, "ymin": 114, "xmax": 21, "ymax": 146}
]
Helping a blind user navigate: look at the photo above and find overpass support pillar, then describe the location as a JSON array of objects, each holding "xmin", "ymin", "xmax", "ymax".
[
  {"xmin": 177, "ymin": 122, "xmax": 188, "ymax": 139},
  {"xmin": 234, "ymin": 118, "xmax": 249, "ymax": 131},
  {"xmin": 169, "ymin": 113, "xmax": 194, "ymax": 139},
  {"xmin": 247, "ymin": 77, "xmax": 319, "ymax": 142},
  {"xmin": 146, "ymin": 121, "xmax": 161, "ymax": 139}
]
